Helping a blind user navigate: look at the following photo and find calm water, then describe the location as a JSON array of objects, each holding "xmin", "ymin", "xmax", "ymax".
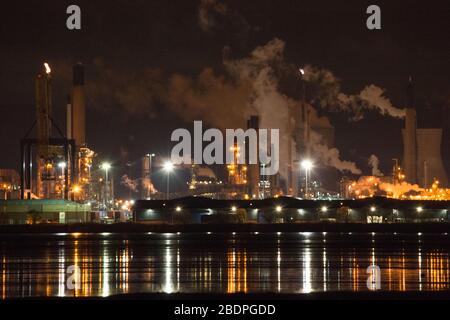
[{"xmin": 0, "ymin": 232, "xmax": 449, "ymax": 298}]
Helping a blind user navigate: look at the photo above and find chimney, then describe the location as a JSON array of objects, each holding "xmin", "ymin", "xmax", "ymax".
[
  {"xmin": 247, "ymin": 116, "xmax": 260, "ymax": 198},
  {"xmin": 66, "ymin": 94, "xmax": 72, "ymax": 139},
  {"xmin": 402, "ymin": 77, "xmax": 417, "ymax": 184},
  {"xmin": 72, "ymin": 63, "xmax": 85, "ymax": 147}
]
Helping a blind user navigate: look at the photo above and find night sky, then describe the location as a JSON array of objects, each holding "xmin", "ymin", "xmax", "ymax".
[{"xmin": 1, "ymin": 0, "xmax": 449, "ymax": 196}]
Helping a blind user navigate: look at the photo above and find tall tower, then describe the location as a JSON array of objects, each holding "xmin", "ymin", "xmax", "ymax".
[
  {"xmin": 35, "ymin": 64, "xmax": 53, "ymax": 198},
  {"xmin": 401, "ymin": 77, "xmax": 449, "ymax": 187},
  {"xmin": 402, "ymin": 77, "xmax": 417, "ymax": 184},
  {"xmin": 246, "ymin": 116, "xmax": 260, "ymax": 198},
  {"xmin": 72, "ymin": 63, "xmax": 85, "ymax": 147}
]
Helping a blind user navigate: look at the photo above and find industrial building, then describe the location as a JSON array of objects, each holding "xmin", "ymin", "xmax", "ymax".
[
  {"xmin": 133, "ymin": 196, "xmax": 450, "ymax": 224},
  {"xmin": 402, "ymin": 78, "xmax": 449, "ymax": 188},
  {"xmin": 0, "ymin": 169, "xmax": 21, "ymax": 200},
  {"xmin": 0, "ymin": 199, "xmax": 90, "ymax": 224},
  {"xmin": 20, "ymin": 62, "xmax": 96, "ymax": 202}
]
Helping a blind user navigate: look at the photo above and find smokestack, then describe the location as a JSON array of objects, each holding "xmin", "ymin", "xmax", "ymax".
[
  {"xmin": 35, "ymin": 64, "xmax": 52, "ymax": 198},
  {"xmin": 35, "ymin": 68, "xmax": 52, "ymax": 157},
  {"xmin": 66, "ymin": 94, "xmax": 72, "ymax": 139},
  {"xmin": 141, "ymin": 154, "xmax": 153, "ymax": 199},
  {"xmin": 72, "ymin": 63, "xmax": 85, "ymax": 147},
  {"xmin": 246, "ymin": 116, "xmax": 260, "ymax": 198},
  {"xmin": 402, "ymin": 77, "xmax": 417, "ymax": 184}
]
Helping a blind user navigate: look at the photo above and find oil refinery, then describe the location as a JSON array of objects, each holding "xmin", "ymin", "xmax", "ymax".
[{"xmin": 0, "ymin": 63, "xmax": 449, "ymax": 225}]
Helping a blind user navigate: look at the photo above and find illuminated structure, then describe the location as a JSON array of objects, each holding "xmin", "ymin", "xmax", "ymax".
[
  {"xmin": 226, "ymin": 143, "xmax": 249, "ymax": 199},
  {"xmin": 141, "ymin": 154, "xmax": 155, "ymax": 199},
  {"xmin": 0, "ymin": 169, "xmax": 20, "ymax": 200},
  {"xmin": 402, "ymin": 78, "xmax": 449, "ymax": 187},
  {"xmin": 246, "ymin": 116, "xmax": 260, "ymax": 198},
  {"xmin": 21, "ymin": 63, "xmax": 75, "ymax": 200},
  {"xmin": 67, "ymin": 63, "xmax": 96, "ymax": 200},
  {"xmin": 20, "ymin": 62, "xmax": 96, "ymax": 201}
]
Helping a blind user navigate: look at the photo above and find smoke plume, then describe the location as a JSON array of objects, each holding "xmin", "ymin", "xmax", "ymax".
[
  {"xmin": 379, "ymin": 181, "xmax": 421, "ymax": 198},
  {"xmin": 350, "ymin": 176, "xmax": 422, "ymax": 198},
  {"xmin": 53, "ymin": 36, "xmax": 406, "ymax": 179},
  {"xmin": 309, "ymin": 130, "xmax": 362, "ymax": 174},
  {"xmin": 120, "ymin": 174, "xmax": 139, "ymax": 193},
  {"xmin": 368, "ymin": 154, "xmax": 383, "ymax": 176},
  {"xmin": 303, "ymin": 65, "xmax": 406, "ymax": 120}
]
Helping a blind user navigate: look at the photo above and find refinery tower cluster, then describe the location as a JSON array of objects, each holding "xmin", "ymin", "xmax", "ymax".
[
  {"xmin": 1, "ymin": 64, "xmax": 449, "ymax": 209},
  {"xmin": 19, "ymin": 63, "xmax": 98, "ymax": 204}
]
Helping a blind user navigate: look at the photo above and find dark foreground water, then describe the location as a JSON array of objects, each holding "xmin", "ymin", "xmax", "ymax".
[{"xmin": 0, "ymin": 232, "xmax": 449, "ymax": 298}]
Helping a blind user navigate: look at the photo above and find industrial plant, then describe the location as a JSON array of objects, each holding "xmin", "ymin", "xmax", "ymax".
[{"xmin": 0, "ymin": 63, "xmax": 449, "ymax": 225}]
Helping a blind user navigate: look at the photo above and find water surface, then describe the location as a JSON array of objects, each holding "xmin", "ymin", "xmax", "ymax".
[{"xmin": 1, "ymin": 232, "xmax": 449, "ymax": 298}]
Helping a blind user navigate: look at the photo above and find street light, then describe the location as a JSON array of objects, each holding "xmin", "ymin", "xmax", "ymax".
[
  {"xmin": 58, "ymin": 162, "xmax": 66, "ymax": 199},
  {"xmin": 101, "ymin": 162, "xmax": 111, "ymax": 209},
  {"xmin": 163, "ymin": 161, "xmax": 174, "ymax": 200},
  {"xmin": 301, "ymin": 159, "xmax": 313, "ymax": 199}
]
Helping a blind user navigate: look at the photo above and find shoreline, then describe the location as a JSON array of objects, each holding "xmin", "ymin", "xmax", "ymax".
[
  {"xmin": 1, "ymin": 222, "xmax": 450, "ymax": 234},
  {"xmin": 4, "ymin": 290, "xmax": 450, "ymax": 300}
]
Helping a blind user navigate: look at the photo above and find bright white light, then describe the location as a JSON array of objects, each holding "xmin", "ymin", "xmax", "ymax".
[
  {"xmin": 101, "ymin": 162, "xmax": 111, "ymax": 171},
  {"xmin": 321, "ymin": 206, "xmax": 328, "ymax": 212},
  {"xmin": 44, "ymin": 62, "xmax": 51, "ymax": 74},
  {"xmin": 301, "ymin": 159, "xmax": 313, "ymax": 170},
  {"xmin": 417, "ymin": 206, "xmax": 423, "ymax": 213},
  {"xmin": 370, "ymin": 206, "xmax": 376, "ymax": 212},
  {"xmin": 176, "ymin": 206, "xmax": 181, "ymax": 212},
  {"xmin": 58, "ymin": 162, "xmax": 66, "ymax": 168},
  {"xmin": 163, "ymin": 161, "xmax": 174, "ymax": 172},
  {"xmin": 231, "ymin": 206, "xmax": 237, "ymax": 212},
  {"xmin": 276, "ymin": 205, "xmax": 282, "ymax": 212},
  {"xmin": 299, "ymin": 68, "xmax": 305, "ymax": 75}
]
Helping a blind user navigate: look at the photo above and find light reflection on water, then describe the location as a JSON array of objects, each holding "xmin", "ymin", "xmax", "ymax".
[{"xmin": 0, "ymin": 232, "xmax": 449, "ymax": 298}]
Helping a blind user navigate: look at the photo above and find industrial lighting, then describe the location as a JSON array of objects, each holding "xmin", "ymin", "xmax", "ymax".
[
  {"xmin": 176, "ymin": 206, "xmax": 181, "ymax": 212},
  {"xmin": 299, "ymin": 68, "xmax": 305, "ymax": 76},
  {"xmin": 58, "ymin": 162, "xmax": 66, "ymax": 169},
  {"xmin": 231, "ymin": 206, "xmax": 237, "ymax": 212},
  {"xmin": 321, "ymin": 206, "xmax": 328, "ymax": 212},
  {"xmin": 301, "ymin": 159, "xmax": 313, "ymax": 170},
  {"xmin": 417, "ymin": 206, "xmax": 423, "ymax": 213},
  {"xmin": 276, "ymin": 205, "xmax": 282, "ymax": 212},
  {"xmin": 100, "ymin": 162, "xmax": 111, "ymax": 171},
  {"xmin": 72, "ymin": 185, "xmax": 81, "ymax": 193},
  {"xmin": 163, "ymin": 161, "xmax": 174, "ymax": 172},
  {"xmin": 44, "ymin": 62, "xmax": 51, "ymax": 74},
  {"xmin": 100, "ymin": 162, "xmax": 111, "ymax": 210},
  {"xmin": 163, "ymin": 161, "xmax": 174, "ymax": 200},
  {"xmin": 301, "ymin": 159, "xmax": 313, "ymax": 199},
  {"xmin": 370, "ymin": 206, "xmax": 376, "ymax": 212}
]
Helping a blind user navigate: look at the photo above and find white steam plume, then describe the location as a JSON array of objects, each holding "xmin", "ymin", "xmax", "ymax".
[
  {"xmin": 368, "ymin": 154, "xmax": 384, "ymax": 176},
  {"xmin": 303, "ymin": 65, "xmax": 406, "ymax": 119},
  {"xmin": 309, "ymin": 130, "xmax": 362, "ymax": 174},
  {"xmin": 121, "ymin": 174, "xmax": 139, "ymax": 193}
]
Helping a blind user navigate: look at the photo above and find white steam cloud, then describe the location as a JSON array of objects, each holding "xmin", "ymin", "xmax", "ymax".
[
  {"xmin": 302, "ymin": 65, "xmax": 406, "ymax": 120},
  {"xmin": 121, "ymin": 174, "xmax": 139, "ymax": 193},
  {"xmin": 368, "ymin": 154, "xmax": 384, "ymax": 176},
  {"xmin": 309, "ymin": 130, "xmax": 361, "ymax": 174}
]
